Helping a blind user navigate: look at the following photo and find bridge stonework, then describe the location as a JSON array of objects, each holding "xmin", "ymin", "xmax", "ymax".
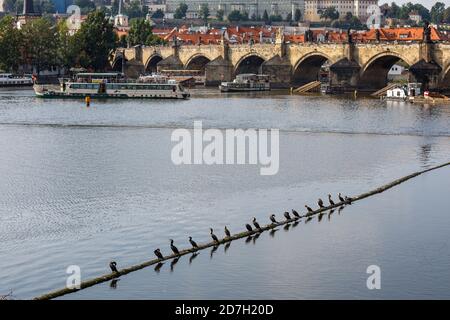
[{"xmin": 113, "ymin": 41, "xmax": 450, "ymax": 92}]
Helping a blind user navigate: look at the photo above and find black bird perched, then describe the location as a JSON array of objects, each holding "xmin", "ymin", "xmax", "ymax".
[
  {"xmin": 292, "ymin": 209, "xmax": 300, "ymax": 218},
  {"xmin": 252, "ymin": 217, "xmax": 261, "ymax": 230},
  {"xmin": 170, "ymin": 239, "xmax": 180, "ymax": 255},
  {"xmin": 328, "ymin": 194, "xmax": 335, "ymax": 206},
  {"xmin": 109, "ymin": 261, "xmax": 118, "ymax": 273},
  {"xmin": 318, "ymin": 198, "xmax": 324, "ymax": 208},
  {"xmin": 284, "ymin": 211, "xmax": 291, "ymax": 220},
  {"xmin": 338, "ymin": 193, "xmax": 345, "ymax": 202},
  {"xmin": 270, "ymin": 214, "xmax": 277, "ymax": 224},
  {"xmin": 189, "ymin": 236, "xmax": 198, "ymax": 249},
  {"xmin": 305, "ymin": 205, "xmax": 314, "ymax": 213},
  {"xmin": 210, "ymin": 228, "xmax": 219, "ymax": 243},
  {"xmin": 245, "ymin": 224, "xmax": 253, "ymax": 232},
  {"xmin": 344, "ymin": 196, "xmax": 353, "ymax": 204},
  {"xmin": 224, "ymin": 226, "xmax": 231, "ymax": 238},
  {"xmin": 154, "ymin": 248, "xmax": 164, "ymax": 260}
]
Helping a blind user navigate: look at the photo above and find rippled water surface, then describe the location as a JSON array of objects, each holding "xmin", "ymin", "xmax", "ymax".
[{"xmin": 0, "ymin": 88, "xmax": 449, "ymax": 299}]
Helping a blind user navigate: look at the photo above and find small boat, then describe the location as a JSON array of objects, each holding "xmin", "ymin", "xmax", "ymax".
[
  {"xmin": 382, "ymin": 82, "xmax": 421, "ymax": 101},
  {"xmin": 219, "ymin": 74, "xmax": 270, "ymax": 92},
  {"xmin": 0, "ymin": 73, "xmax": 33, "ymax": 87},
  {"xmin": 33, "ymin": 72, "xmax": 190, "ymax": 99}
]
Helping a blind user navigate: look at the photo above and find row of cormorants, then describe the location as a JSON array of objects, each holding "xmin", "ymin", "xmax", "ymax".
[{"xmin": 109, "ymin": 193, "xmax": 352, "ymax": 273}]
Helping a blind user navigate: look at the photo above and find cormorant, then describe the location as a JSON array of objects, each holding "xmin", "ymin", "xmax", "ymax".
[
  {"xmin": 245, "ymin": 224, "xmax": 253, "ymax": 232},
  {"xmin": 154, "ymin": 248, "xmax": 164, "ymax": 260},
  {"xmin": 170, "ymin": 239, "xmax": 180, "ymax": 255},
  {"xmin": 270, "ymin": 214, "xmax": 277, "ymax": 224},
  {"xmin": 328, "ymin": 194, "xmax": 335, "ymax": 206},
  {"xmin": 224, "ymin": 226, "xmax": 231, "ymax": 238},
  {"xmin": 284, "ymin": 211, "xmax": 291, "ymax": 220},
  {"xmin": 305, "ymin": 205, "xmax": 314, "ymax": 213},
  {"xmin": 252, "ymin": 217, "xmax": 261, "ymax": 230},
  {"xmin": 344, "ymin": 196, "xmax": 353, "ymax": 204},
  {"xmin": 189, "ymin": 236, "xmax": 198, "ymax": 249},
  {"xmin": 109, "ymin": 261, "xmax": 118, "ymax": 273},
  {"xmin": 338, "ymin": 193, "xmax": 345, "ymax": 202},
  {"xmin": 318, "ymin": 198, "xmax": 324, "ymax": 208},
  {"xmin": 292, "ymin": 209, "xmax": 300, "ymax": 218},
  {"xmin": 210, "ymin": 228, "xmax": 219, "ymax": 243}
]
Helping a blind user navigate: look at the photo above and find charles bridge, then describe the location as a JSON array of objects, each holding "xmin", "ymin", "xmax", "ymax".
[{"xmin": 112, "ymin": 30, "xmax": 450, "ymax": 92}]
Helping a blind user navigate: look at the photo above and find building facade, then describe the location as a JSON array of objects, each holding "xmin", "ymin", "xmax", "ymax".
[
  {"xmin": 304, "ymin": 0, "xmax": 378, "ymax": 22},
  {"xmin": 165, "ymin": 0, "xmax": 305, "ymax": 20}
]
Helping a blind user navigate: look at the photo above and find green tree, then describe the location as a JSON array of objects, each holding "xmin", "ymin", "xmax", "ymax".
[
  {"xmin": 199, "ymin": 3, "xmax": 209, "ymax": 23},
  {"xmin": 262, "ymin": 9, "xmax": 269, "ymax": 23},
  {"xmin": 125, "ymin": 0, "xmax": 144, "ymax": 19},
  {"xmin": 227, "ymin": 10, "xmax": 242, "ymax": 22},
  {"xmin": 320, "ymin": 7, "xmax": 339, "ymax": 21},
  {"xmin": 285, "ymin": 12, "xmax": 292, "ymax": 22},
  {"xmin": 152, "ymin": 9, "xmax": 165, "ymax": 19},
  {"xmin": 71, "ymin": 11, "xmax": 117, "ymax": 70},
  {"xmin": 127, "ymin": 18, "xmax": 165, "ymax": 46},
  {"xmin": 387, "ymin": 2, "xmax": 400, "ymax": 18},
  {"xmin": 430, "ymin": 2, "xmax": 446, "ymax": 24},
  {"xmin": 216, "ymin": 9, "xmax": 224, "ymax": 21},
  {"xmin": 56, "ymin": 20, "xmax": 76, "ymax": 70},
  {"xmin": 294, "ymin": 8, "xmax": 302, "ymax": 22},
  {"xmin": 174, "ymin": 2, "xmax": 188, "ymax": 19},
  {"xmin": 444, "ymin": 7, "xmax": 450, "ymax": 23},
  {"xmin": 269, "ymin": 14, "xmax": 282, "ymax": 22},
  {"xmin": 74, "ymin": 0, "xmax": 96, "ymax": 14},
  {"xmin": 0, "ymin": 16, "xmax": 22, "ymax": 72},
  {"xmin": 21, "ymin": 18, "xmax": 58, "ymax": 74}
]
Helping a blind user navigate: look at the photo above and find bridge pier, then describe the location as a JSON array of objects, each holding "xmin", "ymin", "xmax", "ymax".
[
  {"xmin": 329, "ymin": 58, "xmax": 360, "ymax": 93},
  {"xmin": 409, "ymin": 59, "xmax": 442, "ymax": 91},
  {"xmin": 261, "ymin": 55, "xmax": 292, "ymax": 88},
  {"xmin": 205, "ymin": 56, "xmax": 233, "ymax": 86}
]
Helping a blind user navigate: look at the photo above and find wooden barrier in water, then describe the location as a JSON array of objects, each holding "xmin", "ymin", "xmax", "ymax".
[{"xmin": 33, "ymin": 161, "xmax": 450, "ymax": 300}]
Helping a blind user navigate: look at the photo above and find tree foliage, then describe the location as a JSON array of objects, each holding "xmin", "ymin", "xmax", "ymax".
[
  {"xmin": 152, "ymin": 9, "xmax": 165, "ymax": 19},
  {"xmin": 294, "ymin": 8, "xmax": 302, "ymax": 22},
  {"xmin": 174, "ymin": 2, "xmax": 188, "ymax": 19},
  {"xmin": 0, "ymin": 16, "xmax": 22, "ymax": 72},
  {"xmin": 320, "ymin": 7, "xmax": 339, "ymax": 21},
  {"xmin": 21, "ymin": 18, "xmax": 59, "ymax": 74},
  {"xmin": 127, "ymin": 18, "xmax": 164, "ymax": 46},
  {"xmin": 227, "ymin": 10, "xmax": 248, "ymax": 22},
  {"xmin": 199, "ymin": 3, "xmax": 209, "ymax": 23},
  {"xmin": 70, "ymin": 11, "xmax": 117, "ymax": 70},
  {"xmin": 430, "ymin": 2, "xmax": 446, "ymax": 23}
]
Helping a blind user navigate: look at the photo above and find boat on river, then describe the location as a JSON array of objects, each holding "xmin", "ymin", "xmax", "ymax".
[
  {"xmin": 33, "ymin": 72, "xmax": 190, "ymax": 99},
  {"xmin": 0, "ymin": 73, "xmax": 33, "ymax": 87},
  {"xmin": 219, "ymin": 74, "xmax": 270, "ymax": 92}
]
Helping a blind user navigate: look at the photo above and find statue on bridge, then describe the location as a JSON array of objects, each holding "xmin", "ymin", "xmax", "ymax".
[
  {"xmin": 423, "ymin": 21, "xmax": 431, "ymax": 43},
  {"xmin": 305, "ymin": 29, "xmax": 313, "ymax": 42}
]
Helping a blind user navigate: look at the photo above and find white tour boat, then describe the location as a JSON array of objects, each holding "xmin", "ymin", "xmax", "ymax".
[
  {"xmin": 33, "ymin": 72, "xmax": 190, "ymax": 99},
  {"xmin": 219, "ymin": 74, "xmax": 271, "ymax": 92},
  {"xmin": 0, "ymin": 73, "xmax": 33, "ymax": 87}
]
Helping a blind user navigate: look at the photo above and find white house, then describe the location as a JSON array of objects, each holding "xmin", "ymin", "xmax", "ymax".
[{"xmin": 388, "ymin": 64, "xmax": 405, "ymax": 76}]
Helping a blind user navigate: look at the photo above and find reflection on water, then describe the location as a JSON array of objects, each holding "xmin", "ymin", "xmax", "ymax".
[{"xmin": 0, "ymin": 88, "xmax": 449, "ymax": 299}]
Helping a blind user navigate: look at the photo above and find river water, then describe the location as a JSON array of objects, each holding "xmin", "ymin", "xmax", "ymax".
[{"xmin": 0, "ymin": 88, "xmax": 449, "ymax": 299}]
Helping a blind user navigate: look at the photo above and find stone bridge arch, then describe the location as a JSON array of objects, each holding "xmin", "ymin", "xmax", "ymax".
[
  {"xmin": 111, "ymin": 55, "xmax": 125, "ymax": 71},
  {"xmin": 440, "ymin": 63, "xmax": 450, "ymax": 87},
  {"xmin": 144, "ymin": 54, "xmax": 163, "ymax": 73},
  {"xmin": 359, "ymin": 51, "xmax": 413, "ymax": 90},
  {"xmin": 234, "ymin": 53, "xmax": 266, "ymax": 75},
  {"xmin": 185, "ymin": 54, "xmax": 212, "ymax": 72},
  {"xmin": 292, "ymin": 52, "xmax": 332, "ymax": 85}
]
